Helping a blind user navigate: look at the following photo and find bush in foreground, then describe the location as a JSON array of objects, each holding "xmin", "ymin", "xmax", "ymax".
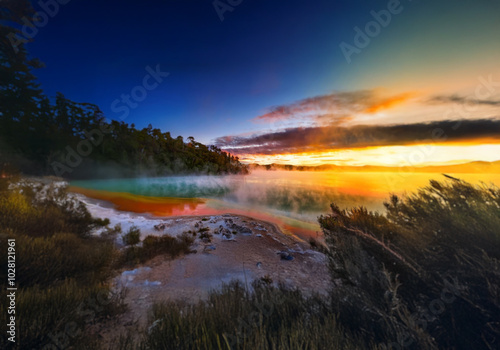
[
  {"xmin": 0, "ymin": 178, "xmax": 123, "ymax": 348},
  {"xmin": 319, "ymin": 178, "xmax": 500, "ymax": 349}
]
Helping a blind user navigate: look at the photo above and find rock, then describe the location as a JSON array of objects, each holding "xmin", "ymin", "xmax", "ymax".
[
  {"xmin": 231, "ymin": 223, "xmax": 252, "ymax": 235},
  {"xmin": 240, "ymin": 226, "xmax": 252, "ymax": 235},
  {"xmin": 256, "ymin": 234, "xmax": 263, "ymax": 238},
  {"xmin": 279, "ymin": 251, "xmax": 294, "ymax": 261},
  {"xmin": 216, "ymin": 226, "xmax": 231, "ymax": 236},
  {"xmin": 154, "ymin": 223, "xmax": 167, "ymax": 231},
  {"xmin": 222, "ymin": 235, "xmax": 236, "ymax": 242},
  {"xmin": 256, "ymin": 262, "xmax": 262, "ymax": 268},
  {"xmin": 214, "ymin": 225, "xmax": 226, "ymax": 234}
]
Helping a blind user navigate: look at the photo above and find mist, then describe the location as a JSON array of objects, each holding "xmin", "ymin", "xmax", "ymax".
[{"xmin": 70, "ymin": 170, "xmax": 500, "ymax": 238}]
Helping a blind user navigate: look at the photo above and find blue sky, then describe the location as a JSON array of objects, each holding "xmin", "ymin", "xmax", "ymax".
[
  {"xmin": 26, "ymin": 0, "xmax": 500, "ymax": 165},
  {"xmin": 28, "ymin": 0, "xmax": 346, "ymax": 140}
]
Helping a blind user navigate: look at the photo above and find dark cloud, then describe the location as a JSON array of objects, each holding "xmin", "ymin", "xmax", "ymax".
[
  {"xmin": 253, "ymin": 90, "xmax": 415, "ymax": 123},
  {"xmin": 215, "ymin": 119, "xmax": 500, "ymax": 155},
  {"xmin": 429, "ymin": 95, "xmax": 500, "ymax": 106}
]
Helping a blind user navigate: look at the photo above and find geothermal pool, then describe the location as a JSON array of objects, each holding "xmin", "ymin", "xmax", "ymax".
[{"xmin": 70, "ymin": 170, "xmax": 500, "ymax": 240}]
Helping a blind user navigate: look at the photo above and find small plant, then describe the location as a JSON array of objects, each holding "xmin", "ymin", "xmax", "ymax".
[
  {"xmin": 102, "ymin": 223, "xmax": 122, "ymax": 238},
  {"xmin": 199, "ymin": 231, "xmax": 213, "ymax": 242},
  {"xmin": 119, "ymin": 233, "xmax": 195, "ymax": 266},
  {"xmin": 259, "ymin": 274, "xmax": 273, "ymax": 285},
  {"xmin": 122, "ymin": 226, "xmax": 141, "ymax": 246}
]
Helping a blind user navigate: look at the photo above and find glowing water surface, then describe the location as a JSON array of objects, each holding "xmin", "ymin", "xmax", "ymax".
[{"xmin": 70, "ymin": 170, "xmax": 500, "ymax": 240}]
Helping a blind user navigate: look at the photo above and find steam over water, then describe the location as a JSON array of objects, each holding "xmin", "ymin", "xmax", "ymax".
[{"xmin": 71, "ymin": 170, "xmax": 500, "ymax": 239}]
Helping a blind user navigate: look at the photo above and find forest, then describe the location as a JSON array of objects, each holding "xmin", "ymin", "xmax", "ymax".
[{"xmin": 0, "ymin": 1, "xmax": 248, "ymax": 179}]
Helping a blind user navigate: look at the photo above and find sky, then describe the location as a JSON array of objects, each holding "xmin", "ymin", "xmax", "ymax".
[{"xmin": 26, "ymin": 0, "xmax": 500, "ymax": 166}]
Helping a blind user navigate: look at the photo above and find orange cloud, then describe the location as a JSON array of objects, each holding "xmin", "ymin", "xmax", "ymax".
[
  {"xmin": 215, "ymin": 119, "xmax": 500, "ymax": 156},
  {"xmin": 252, "ymin": 90, "xmax": 416, "ymax": 125},
  {"xmin": 363, "ymin": 92, "xmax": 416, "ymax": 114}
]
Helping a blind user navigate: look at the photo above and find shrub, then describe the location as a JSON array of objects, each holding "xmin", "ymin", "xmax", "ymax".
[
  {"xmin": 102, "ymin": 223, "xmax": 122, "ymax": 238},
  {"xmin": 319, "ymin": 178, "xmax": 500, "ymax": 349},
  {"xmin": 0, "ymin": 279, "xmax": 123, "ymax": 349},
  {"xmin": 0, "ymin": 179, "xmax": 108, "ymax": 238},
  {"xmin": 199, "ymin": 231, "xmax": 213, "ymax": 242},
  {"xmin": 119, "ymin": 233, "xmax": 195, "ymax": 266},
  {"xmin": 6, "ymin": 233, "xmax": 116, "ymax": 288},
  {"xmin": 122, "ymin": 226, "xmax": 141, "ymax": 246},
  {"xmin": 0, "ymin": 178, "xmax": 122, "ymax": 349}
]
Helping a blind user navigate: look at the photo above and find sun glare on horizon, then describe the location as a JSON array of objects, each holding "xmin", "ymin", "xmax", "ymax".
[{"xmin": 239, "ymin": 143, "xmax": 500, "ymax": 168}]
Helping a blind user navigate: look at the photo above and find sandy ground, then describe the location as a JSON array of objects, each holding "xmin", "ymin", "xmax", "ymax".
[{"xmin": 78, "ymin": 195, "xmax": 330, "ymax": 345}]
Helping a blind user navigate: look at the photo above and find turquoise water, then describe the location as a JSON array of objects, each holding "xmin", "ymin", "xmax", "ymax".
[
  {"xmin": 73, "ymin": 175, "xmax": 237, "ymax": 198},
  {"xmin": 71, "ymin": 170, "xmax": 500, "ymax": 228}
]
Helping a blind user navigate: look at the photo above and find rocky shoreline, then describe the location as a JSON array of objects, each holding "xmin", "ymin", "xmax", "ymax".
[{"xmin": 76, "ymin": 193, "xmax": 330, "ymax": 345}]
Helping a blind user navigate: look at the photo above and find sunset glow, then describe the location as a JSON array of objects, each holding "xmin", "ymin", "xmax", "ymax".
[{"xmin": 239, "ymin": 143, "xmax": 500, "ymax": 168}]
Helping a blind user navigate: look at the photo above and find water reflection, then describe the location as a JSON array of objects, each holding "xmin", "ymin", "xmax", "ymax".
[{"xmin": 71, "ymin": 171, "xmax": 500, "ymax": 240}]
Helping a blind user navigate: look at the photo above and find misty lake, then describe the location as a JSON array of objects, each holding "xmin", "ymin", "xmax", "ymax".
[{"xmin": 71, "ymin": 170, "xmax": 500, "ymax": 239}]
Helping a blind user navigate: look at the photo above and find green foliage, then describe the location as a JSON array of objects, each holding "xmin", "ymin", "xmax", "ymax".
[
  {"xmin": 102, "ymin": 223, "xmax": 122, "ymax": 238},
  {"xmin": 0, "ymin": 1, "xmax": 46, "ymax": 175},
  {"xmin": 0, "ymin": 279, "xmax": 124, "ymax": 349},
  {"xmin": 1, "ymin": 92, "xmax": 248, "ymax": 178},
  {"xmin": 12, "ymin": 233, "xmax": 115, "ymax": 288},
  {"xmin": 319, "ymin": 178, "xmax": 500, "ymax": 349},
  {"xmin": 0, "ymin": 177, "xmax": 122, "ymax": 349},
  {"xmin": 0, "ymin": 179, "xmax": 108, "ymax": 238},
  {"xmin": 122, "ymin": 225, "xmax": 141, "ymax": 246},
  {"xmin": 119, "ymin": 232, "xmax": 195, "ymax": 266}
]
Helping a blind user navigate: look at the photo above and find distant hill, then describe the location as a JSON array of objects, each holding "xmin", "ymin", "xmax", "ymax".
[{"xmin": 248, "ymin": 161, "xmax": 500, "ymax": 173}]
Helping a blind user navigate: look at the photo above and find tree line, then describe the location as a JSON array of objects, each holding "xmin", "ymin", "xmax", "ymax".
[{"xmin": 0, "ymin": 0, "xmax": 247, "ymax": 179}]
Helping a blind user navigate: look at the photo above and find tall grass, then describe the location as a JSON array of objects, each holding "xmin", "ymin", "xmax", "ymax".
[
  {"xmin": 129, "ymin": 280, "xmax": 365, "ymax": 350},
  {"xmin": 0, "ymin": 177, "xmax": 123, "ymax": 349}
]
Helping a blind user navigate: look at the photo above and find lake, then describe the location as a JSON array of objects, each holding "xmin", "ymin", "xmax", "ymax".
[{"xmin": 71, "ymin": 170, "xmax": 500, "ymax": 240}]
